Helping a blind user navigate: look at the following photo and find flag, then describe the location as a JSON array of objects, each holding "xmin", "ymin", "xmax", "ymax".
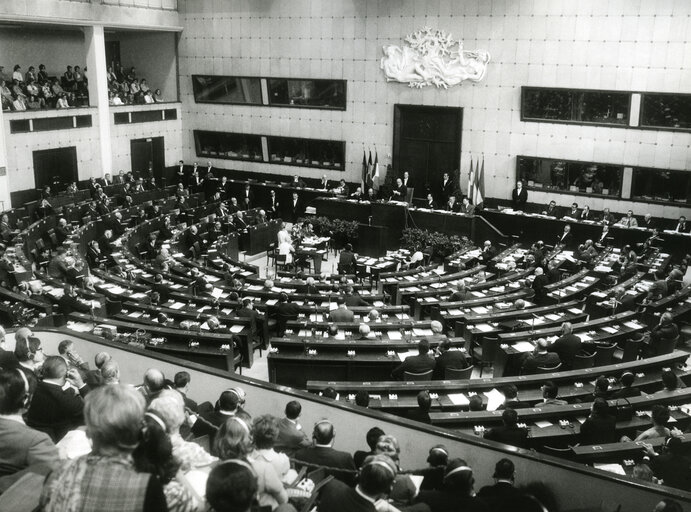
[
  {"xmin": 467, "ymin": 156, "xmax": 475, "ymax": 202},
  {"xmin": 373, "ymin": 152, "xmax": 380, "ymax": 180},
  {"xmin": 361, "ymin": 150, "xmax": 368, "ymax": 190},
  {"xmin": 475, "ymin": 156, "xmax": 485, "ymax": 208}
]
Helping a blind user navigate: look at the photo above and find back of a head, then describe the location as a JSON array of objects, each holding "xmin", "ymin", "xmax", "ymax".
[
  {"xmin": 215, "ymin": 417, "xmax": 253, "ymax": 460},
  {"xmin": 148, "ymin": 389, "xmax": 185, "ymax": 432},
  {"xmin": 439, "ymin": 340, "xmax": 451, "ymax": 352},
  {"xmin": 219, "ymin": 389, "xmax": 240, "ymax": 412},
  {"xmin": 503, "ymin": 384, "xmax": 518, "ymax": 400},
  {"xmin": 620, "ymin": 372, "xmax": 635, "ymax": 387},
  {"xmin": 252, "ymin": 414, "xmax": 279, "ymax": 450},
  {"xmin": 101, "ymin": 360, "xmax": 120, "ymax": 384},
  {"xmin": 493, "ymin": 458, "xmax": 515, "ymax": 480},
  {"xmin": 469, "ymin": 395, "xmax": 484, "ymax": 411},
  {"xmin": 427, "ymin": 445, "xmax": 449, "ymax": 467},
  {"xmin": 592, "ymin": 397, "xmax": 609, "ymax": 416},
  {"xmin": 322, "ymin": 386, "xmax": 337, "ymax": 399},
  {"xmin": 656, "ymin": 499, "xmax": 683, "ymax": 512},
  {"xmin": 661, "ymin": 370, "xmax": 678, "ymax": 390},
  {"xmin": 42, "ymin": 356, "xmax": 67, "ymax": 380},
  {"xmin": 285, "ymin": 400, "xmax": 301, "ymax": 420},
  {"xmin": 502, "ymin": 408, "xmax": 518, "ymax": 427},
  {"xmin": 144, "ymin": 368, "xmax": 165, "ymax": 393},
  {"xmin": 365, "ymin": 426, "xmax": 386, "ymax": 451},
  {"xmin": 359, "ymin": 455, "xmax": 397, "ymax": 497},
  {"xmin": 651, "ymin": 405, "xmax": 670, "ymax": 426},
  {"xmin": 536, "ymin": 338, "xmax": 549, "ymax": 351},
  {"xmin": 443, "ymin": 458, "xmax": 474, "ymax": 494},
  {"xmin": 313, "ymin": 420, "xmax": 335, "ymax": 445},
  {"xmin": 85, "ymin": 384, "xmax": 145, "ymax": 453},
  {"xmin": 355, "ymin": 389, "xmax": 370, "ymax": 407},
  {"xmin": 418, "ymin": 338, "xmax": 430, "ymax": 355},
  {"xmin": 57, "ymin": 339, "xmax": 72, "ymax": 355},
  {"xmin": 543, "ymin": 381, "xmax": 558, "ymax": 399},
  {"xmin": 375, "ymin": 434, "xmax": 400, "ymax": 460},
  {"xmin": 417, "ymin": 390, "xmax": 432, "ymax": 411},
  {"xmin": 0, "ymin": 369, "xmax": 28, "ymax": 415},
  {"xmin": 336, "ymin": 297, "xmax": 345, "ymax": 307},
  {"xmin": 595, "ymin": 375, "xmax": 609, "ymax": 392},
  {"xmin": 174, "ymin": 371, "xmax": 190, "ymax": 389},
  {"xmin": 359, "ymin": 324, "xmax": 371, "ymax": 336},
  {"xmin": 430, "ymin": 320, "xmax": 443, "ymax": 334},
  {"xmin": 561, "ymin": 322, "xmax": 573, "ymax": 335},
  {"xmin": 206, "ymin": 460, "xmax": 258, "ymax": 512}
]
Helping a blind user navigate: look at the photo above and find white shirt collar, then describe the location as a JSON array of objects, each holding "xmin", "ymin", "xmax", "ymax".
[
  {"xmin": 0, "ymin": 414, "xmax": 26, "ymax": 425},
  {"xmin": 314, "ymin": 443, "xmax": 332, "ymax": 448}
]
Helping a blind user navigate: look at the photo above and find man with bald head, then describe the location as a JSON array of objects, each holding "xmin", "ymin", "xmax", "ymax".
[
  {"xmin": 27, "ymin": 356, "xmax": 86, "ymax": 441},
  {"xmin": 294, "ymin": 420, "xmax": 357, "ymax": 485},
  {"xmin": 521, "ymin": 338, "xmax": 561, "ymax": 375},
  {"xmin": 137, "ymin": 368, "xmax": 166, "ymax": 405}
]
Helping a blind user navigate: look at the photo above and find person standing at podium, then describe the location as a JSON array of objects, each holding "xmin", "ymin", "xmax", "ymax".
[
  {"xmin": 439, "ymin": 172, "xmax": 454, "ymax": 204},
  {"xmin": 390, "ymin": 178, "xmax": 407, "ymax": 201},
  {"xmin": 511, "ymin": 180, "xmax": 528, "ymax": 210}
]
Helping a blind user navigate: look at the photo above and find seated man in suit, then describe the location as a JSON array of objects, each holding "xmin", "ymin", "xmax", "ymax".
[
  {"xmin": 330, "ymin": 297, "xmax": 355, "ymax": 323},
  {"xmin": 563, "ymin": 202, "xmax": 580, "ymax": 220},
  {"xmin": 349, "ymin": 186, "xmax": 364, "ymax": 200},
  {"xmin": 55, "ymin": 218, "xmax": 71, "ymax": 245},
  {"xmin": 392, "ymin": 339, "xmax": 436, "ymax": 380},
  {"xmin": 275, "ymin": 400, "xmax": 311, "ymax": 457},
  {"xmin": 497, "ymin": 384, "xmax": 530, "ymax": 410},
  {"xmin": 0, "ymin": 368, "xmax": 59, "ymax": 493},
  {"xmin": 556, "ymin": 224, "xmax": 573, "ymax": 249},
  {"xmin": 477, "ymin": 459, "xmax": 531, "ymax": 512},
  {"xmin": 480, "ymin": 240, "xmax": 498, "ymax": 265},
  {"xmin": 546, "ymin": 322, "xmax": 582, "ymax": 370},
  {"xmin": 191, "ymin": 388, "xmax": 245, "ymax": 446},
  {"xmin": 458, "ymin": 196, "xmax": 475, "ymax": 215},
  {"xmin": 26, "ymin": 356, "xmax": 87, "ymax": 441},
  {"xmin": 520, "ymin": 338, "xmax": 561, "ymax": 375},
  {"xmin": 58, "ymin": 284, "xmax": 93, "ymax": 316},
  {"xmin": 331, "ymin": 179, "xmax": 349, "ymax": 196},
  {"xmin": 531, "ymin": 267, "xmax": 550, "ymax": 303},
  {"xmin": 444, "ymin": 195, "xmax": 460, "ymax": 212},
  {"xmin": 542, "ymin": 200, "xmax": 559, "ymax": 217},
  {"xmin": 434, "ymin": 340, "xmax": 468, "ymax": 379},
  {"xmin": 674, "ymin": 215, "xmax": 688, "ymax": 233},
  {"xmin": 407, "ymin": 391, "xmax": 432, "ymax": 424},
  {"xmin": 365, "ymin": 188, "xmax": 378, "ymax": 202},
  {"xmin": 173, "ymin": 371, "xmax": 198, "ymax": 413},
  {"xmin": 294, "ymin": 419, "xmax": 357, "ymax": 486},
  {"xmin": 539, "ymin": 380, "xmax": 567, "ymax": 407},
  {"xmin": 483, "ymin": 409, "xmax": 529, "ymax": 448},
  {"xmin": 646, "ymin": 312, "xmax": 679, "ymax": 356},
  {"xmin": 151, "ymin": 273, "xmax": 171, "ymax": 303},
  {"xmin": 344, "ymin": 286, "xmax": 369, "ymax": 307},
  {"xmin": 277, "ymin": 292, "xmax": 300, "ymax": 319},
  {"xmin": 424, "ymin": 193, "xmax": 437, "ymax": 209}
]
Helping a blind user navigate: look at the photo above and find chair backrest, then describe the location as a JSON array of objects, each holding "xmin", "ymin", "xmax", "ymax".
[
  {"xmin": 572, "ymin": 351, "xmax": 596, "ymax": 370},
  {"xmin": 105, "ymin": 298, "xmax": 122, "ymax": 316},
  {"xmin": 621, "ymin": 338, "xmax": 642, "ymax": 362},
  {"xmin": 404, "ymin": 369, "xmax": 433, "ymax": 381},
  {"xmin": 480, "ymin": 336, "xmax": 499, "ymax": 364},
  {"xmin": 405, "ymin": 187, "xmax": 414, "ymax": 204},
  {"xmin": 445, "ymin": 366, "xmax": 473, "ymax": 380},
  {"xmin": 535, "ymin": 363, "xmax": 562, "ymax": 374},
  {"xmin": 594, "ymin": 343, "xmax": 617, "ymax": 366}
]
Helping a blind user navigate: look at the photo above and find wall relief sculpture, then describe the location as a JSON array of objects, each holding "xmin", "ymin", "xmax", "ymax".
[{"xmin": 380, "ymin": 27, "xmax": 490, "ymax": 89}]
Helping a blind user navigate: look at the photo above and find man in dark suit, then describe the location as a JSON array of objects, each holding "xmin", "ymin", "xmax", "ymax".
[
  {"xmin": 521, "ymin": 338, "xmax": 561, "ymax": 374},
  {"xmin": 191, "ymin": 389, "xmax": 244, "ymax": 446},
  {"xmin": 610, "ymin": 372, "xmax": 641, "ymax": 399},
  {"xmin": 54, "ymin": 218, "xmax": 71, "ymax": 245},
  {"xmin": 267, "ymin": 189, "xmax": 280, "ymax": 219},
  {"xmin": 277, "ymin": 292, "xmax": 300, "ymax": 319},
  {"xmin": 288, "ymin": 192, "xmax": 303, "ymax": 223},
  {"xmin": 392, "ymin": 339, "xmax": 436, "ymax": 380},
  {"xmin": 531, "ymin": 267, "xmax": 550, "ymax": 303},
  {"xmin": 511, "ymin": 181, "xmax": 528, "ymax": 210},
  {"xmin": 317, "ymin": 454, "xmax": 398, "ymax": 512},
  {"xmin": 390, "ymin": 178, "xmax": 407, "ymax": 201},
  {"xmin": 406, "ymin": 391, "xmax": 432, "ymax": 424},
  {"xmin": 643, "ymin": 436, "xmax": 691, "ymax": 491},
  {"xmin": 497, "ymin": 384, "xmax": 531, "ymax": 410},
  {"xmin": 329, "ymin": 298, "xmax": 355, "ymax": 323},
  {"xmin": 26, "ymin": 356, "xmax": 87, "ymax": 441},
  {"xmin": 483, "ymin": 409, "xmax": 529, "ymax": 448},
  {"xmin": 542, "ymin": 200, "xmax": 559, "ymax": 217},
  {"xmin": 173, "ymin": 371, "xmax": 198, "ymax": 413},
  {"xmin": 0, "ymin": 368, "xmax": 59, "ymax": 492},
  {"xmin": 294, "ymin": 420, "xmax": 357, "ymax": 486},
  {"xmin": 674, "ymin": 215, "xmax": 688, "ymax": 233},
  {"xmin": 480, "ymin": 240, "xmax": 498, "ymax": 265},
  {"xmin": 434, "ymin": 340, "xmax": 468, "ymax": 379},
  {"xmin": 318, "ymin": 175, "xmax": 329, "ymax": 190},
  {"xmin": 344, "ymin": 286, "xmax": 369, "ymax": 307},
  {"xmin": 547, "ymin": 322, "xmax": 582, "ymax": 370},
  {"xmin": 338, "ymin": 243, "xmax": 357, "ymax": 274},
  {"xmin": 275, "ymin": 400, "xmax": 311, "ymax": 457},
  {"xmin": 241, "ymin": 183, "xmax": 254, "ymax": 209},
  {"xmin": 439, "ymin": 172, "xmax": 454, "ymax": 203},
  {"xmin": 58, "ymin": 284, "xmax": 92, "ymax": 316},
  {"xmin": 600, "ymin": 208, "xmax": 615, "ymax": 225},
  {"xmin": 458, "ymin": 196, "xmax": 475, "ymax": 215},
  {"xmin": 477, "ymin": 459, "xmax": 533, "ymax": 512},
  {"xmin": 151, "ymin": 274, "xmax": 171, "ymax": 303}
]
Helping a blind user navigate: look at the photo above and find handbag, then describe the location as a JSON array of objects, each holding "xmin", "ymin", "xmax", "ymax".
[{"xmin": 614, "ymin": 397, "xmax": 633, "ymax": 422}]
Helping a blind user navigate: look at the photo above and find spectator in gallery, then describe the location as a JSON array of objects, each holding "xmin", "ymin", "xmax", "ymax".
[
  {"xmin": 153, "ymin": 89, "xmax": 163, "ymax": 102},
  {"xmin": 12, "ymin": 64, "xmax": 23, "ymax": 83},
  {"xmin": 37, "ymin": 64, "xmax": 49, "ymax": 84},
  {"xmin": 56, "ymin": 93, "xmax": 70, "ymax": 109}
]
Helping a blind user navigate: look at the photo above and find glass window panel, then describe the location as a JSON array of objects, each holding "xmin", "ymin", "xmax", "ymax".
[
  {"xmin": 268, "ymin": 79, "xmax": 346, "ymax": 109},
  {"xmin": 194, "ymin": 131, "xmax": 263, "ymax": 162},
  {"xmin": 632, "ymin": 168, "xmax": 691, "ymax": 204},
  {"xmin": 267, "ymin": 136, "xmax": 345, "ymax": 169},
  {"xmin": 641, "ymin": 93, "xmax": 691, "ymax": 130},
  {"xmin": 522, "ymin": 88, "xmax": 572, "ymax": 120},
  {"xmin": 192, "ymin": 75, "xmax": 262, "ymax": 105},
  {"xmin": 518, "ymin": 156, "xmax": 623, "ymax": 197},
  {"xmin": 577, "ymin": 91, "xmax": 629, "ymax": 124}
]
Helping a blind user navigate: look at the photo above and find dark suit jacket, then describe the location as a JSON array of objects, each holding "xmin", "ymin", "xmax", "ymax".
[
  {"xmin": 0, "ymin": 417, "xmax": 59, "ymax": 491},
  {"xmin": 330, "ymin": 307, "xmax": 355, "ymax": 323},
  {"xmin": 275, "ymin": 418, "xmax": 311, "ymax": 457},
  {"xmin": 580, "ymin": 414, "xmax": 617, "ymax": 445},
  {"xmin": 497, "ymin": 399, "xmax": 531, "ymax": 410},
  {"xmin": 521, "ymin": 352, "xmax": 560, "ymax": 374},
  {"xmin": 288, "ymin": 199, "xmax": 303, "ymax": 223},
  {"xmin": 26, "ymin": 381, "xmax": 86, "ymax": 441},
  {"xmin": 439, "ymin": 179, "xmax": 454, "ymax": 201},
  {"xmin": 391, "ymin": 184, "xmax": 407, "ymax": 200},
  {"xmin": 317, "ymin": 479, "xmax": 376, "ymax": 512},
  {"xmin": 415, "ymin": 490, "xmax": 489, "ymax": 512},
  {"xmin": 392, "ymin": 354, "xmax": 436, "ymax": 380},
  {"xmin": 293, "ymin": 445, "xmax": 357, "ymax": 486},
  {"xmin": 344, "ymin": 294, "xmax": 369, "ymax": 307},
  {"xmin": 277, "ymin": 301, "xmax": 300, "ymax": 319},
  {"xmin": 434, "ymin": 350, "xmax": 468, "ymax": 379},
  {"xmin": 0, "ymin": 348, "xmax": 19, "ymax": 370},
  {"xmin": 532, "ymin": 274, "xmax": 550, "ymax": 301},
  {"xmin": 511, "ymin": 187, "xmax": 528, "ymax": 210},
  {"xmin": 478, "ymin": 482, "xmax": 536, "ymax": 512},
  {"xmin": 483, "ymin": 425, "xmax": 529, "ymax": 448},
  {"xmin": 547, "ymin": 334, "xmax": 582, "ymax": 369},
  {"xmin": 58, "ymin": 294, "xmax": 91, "ymax": 315},
  {"xmin": 556, "ymin": 232, "xmax": 574, "ymax": 248}
]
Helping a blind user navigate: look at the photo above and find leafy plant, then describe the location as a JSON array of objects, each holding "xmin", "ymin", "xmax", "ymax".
[
  {"xmin": 401, "ymin": 228, "xmax": 471, "ymax": 260},
  {"xmin": 299, "ymin": 216, "xmax": 359, "ymax": 248}
]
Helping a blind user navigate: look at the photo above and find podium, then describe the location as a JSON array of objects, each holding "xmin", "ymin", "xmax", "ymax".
[{"xmin": 371, "ymin": 202, "xmax": 407, "ymax": 229}]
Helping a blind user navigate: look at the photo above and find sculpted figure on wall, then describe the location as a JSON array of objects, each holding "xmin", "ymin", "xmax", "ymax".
[{"xmin": 380, "ymin": 27, "xmax": 490, "ymax": 89}]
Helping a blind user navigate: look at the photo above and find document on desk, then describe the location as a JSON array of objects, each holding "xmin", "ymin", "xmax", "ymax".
[
  {"xmin": 474, "ymin": 323, "xmax": 494, "ymax": 332},
  {"xmin": 601, "ymin": 326, "xmax": 618, "ymax": 334},
  {"xmin": 424, "ymin": 297, "xmax": 438, "ymax": 303},
  {"xmin": 206, "ymin": 276, "xmax": 220, "ymax": 283},
  {"xmin": 534, "ymin": 420, "xmax": 553, "ymax": 428},
  {"xmin": 397, "ymin": 350, "xmax": 418, "ymax": 361},
  {"xmin": 593, "ymin": 464, "xmax": 626, "ymax": 476},
  {"xmin": 265, "ymin": 299, "xmax": 278, "ymax": 306},
  {"xmin": 544, "ymin": 314, "xmax": 561, "ymax": 321},
  {"xmin": 387, "ymin": 331, "xmax": 403, "ymax": 340},
  {"xmin": 471, "ymin": 291, "xmax": 485, "ymax": 297},
  {"xmin": 413, "ymin": 328, "xmax": 433, "ymax": 336},
  {"xmin": 211, "ymin": 288, "xmax": 223, "ymax": 299},
  {"xmin": 471, "ymin": 306, "xmax": 489, "ymax": 314},
  {"xmin": 447, "ymin": 393, "xmax": 470, "ymax": 406},
  {"xmin": 109, "ymin": 286, "xmax": 125, "ymax": 295},
  {"xmin": 484, "ymin": 388, "xmax": 505, "ymax": 411},
  {"xmin": 170, "ymin": 302, "xmax": 185, "ymax": 310},
  {"xmin": 395, "ymin": 313, "xmax": 410, "ymax": 319},
  {"xmin": 568, "ymin": 308, "xmax": 582, "ymax": 315},
  {"xmin": 170, "ymin": 284, "xmax": 183, "ymax": 289},
  {"xmin": 513, "ymin": 341, "xmax": 535, "ymax": 353},
  {"xmin": 624, "ymin": 321, "xmax": 642, "ymax": 329},
  {"xmin": 127, "ymin": 311, "xmax": 143, "ymax": 319},
  {"xmin": 447, "ymin": 309, "xmax": 463, "ymax": 315},
  {"xmin": 130, "ymin": 293, "xmax": 147, "ymax": 300},
  {"xmin": 229, "ymin": 325, "xmax": 244, "ymax": 333},
  {"xmin": 373, "ymin": 301, "xmax": 385, "ymax": 307}
]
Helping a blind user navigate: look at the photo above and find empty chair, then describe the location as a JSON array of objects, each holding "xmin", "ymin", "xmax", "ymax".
[
  {"xmin": 655, "ymin": 335, "xmax": 679, "ymax": 356},
  {"xmin": 594, "ymin": 343, "xmax": 617, "ymax": 366},
  {"xmin": 572, "ymin": 351, "xmax": 595, "ymax": 370},
  {"xmin": 471, "ymin": 335, "xmax": 498, "ymax": 377},
  {"xmin": 266, "ymin": 242, "xmax": 277, "ymax": 267},
  {"xmin": 403, "ymin": 369, "xmax": 433, "ymax": 381},
  {"xmin": 445, "ymin": 366, "xmax": 473, "ymax": 380},
  {"xmin": 621, "ymin": 337, "xmax": 642, "ymax": 362},
  {"xmin": 105, "ymin": 298, "xmax": 122, "ymax": 316}
]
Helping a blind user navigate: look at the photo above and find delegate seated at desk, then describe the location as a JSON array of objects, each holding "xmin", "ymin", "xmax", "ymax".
[
  {"xmin": 458, "ymin": 197, "xmax": 475, "ymax": 215},
  {"xmin": 391, "ymin": 339, "xmax": 436, "ymax": 380},
  {"xmin": 542, "ymin": 200, "xmax": 559, "ymax": 218},
  {"xmin": 329, "ymin": 298, "xmax": 355, "ymax": 323},
  {"xmin": 433, "ymin": 340, "xmax": 468, "ymax": 379},
  {"xmin": 520, "ymin": 338, "xmax": 560, "ymax": 375}
]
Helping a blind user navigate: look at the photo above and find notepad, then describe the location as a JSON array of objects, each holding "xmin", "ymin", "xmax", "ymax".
[
  {"xmin": 544, "ymin": 314, "xmax": 561, "ymax": 321},
  {"xmin": 471, "ymin": 291, "xmax": 485, "ymax": 297},
  {"xmin": 447, "ymin": 393, "xmax": 470, "ymax": 406},
  {"xmin": 513, "ymin": 341, "xmax": 535, "ymax": 353},
  {"xmin": 474, "ymin": 323, "xmax": 494, "ymax": 332},
  {"xmin": 471, "ymin": 306, "xmax": 489, "ymax": 314},
  {"xmin": 387, "ymin": 331, "xmax": 402, "ymax": 340},
  {"xmin": 601, "ymin": 326, "xmax": 618, "ymax": 334},
  {"xmin": 624, "ymin": 321, "xmax": 641, "ymax": 329},
  {"xmin": 229, "ymin": 325, "xmax": 244, "ymax": 333},
  {"xmin": 413, "ymin": 328, "xmax": 433, "ymax": 336},
  {"xmin": 484, "ymin": 388, "xmax": 505, "ymax": 412},
  {"xmin": 534, "ymin": 420, "xmax": 553, "ymax": 428},
  {"xmin": 170, "ymin": 302, "xmax": 185, "ymax": 310},
  {"xmin": 127, "ymin": 311, "xmax": 143, "ymax": 318},
  {"xmin": 594, "ymin": 464, "xmax": 626, "ymax": 476}
]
